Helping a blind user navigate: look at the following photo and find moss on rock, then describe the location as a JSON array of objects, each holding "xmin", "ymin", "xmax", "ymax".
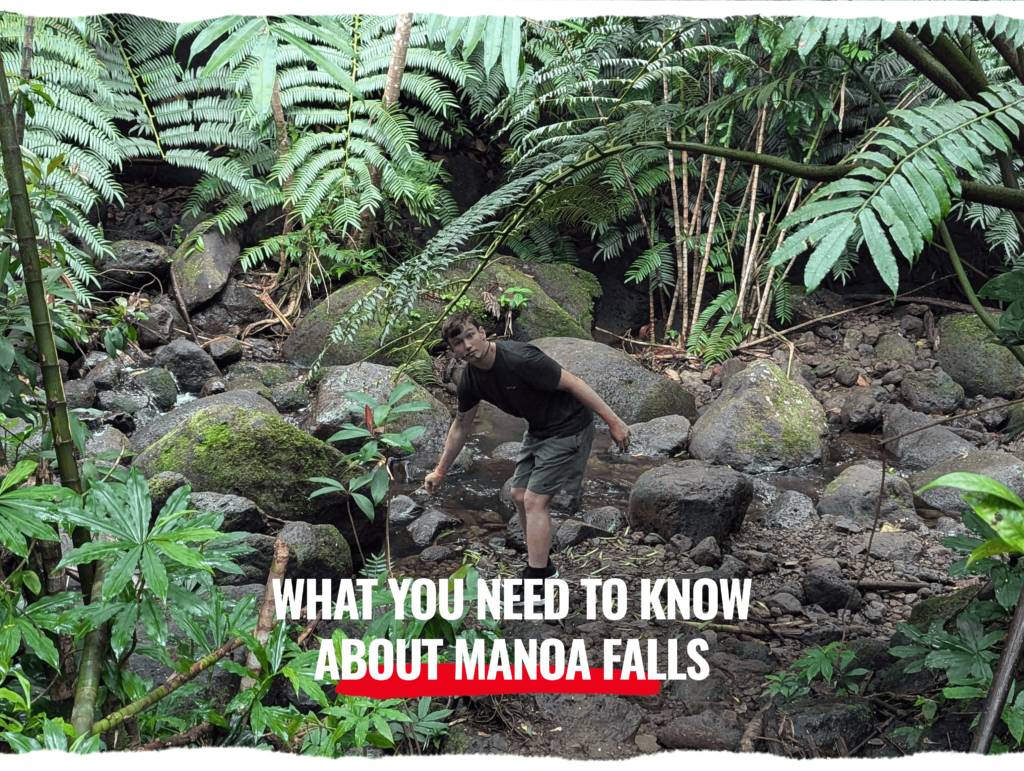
[{"xmin": 936, "ymin": 313, "xmax": 1024, "ymax": 398}]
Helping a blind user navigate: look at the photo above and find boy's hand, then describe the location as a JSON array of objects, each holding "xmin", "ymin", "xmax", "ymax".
[
  {"xmin": 424, "ymin": 469, "xmax": 445, "ymax": 495},
  {"xmin": 610, "ymin": 418, "xmax": 631, "ymax": 453}
]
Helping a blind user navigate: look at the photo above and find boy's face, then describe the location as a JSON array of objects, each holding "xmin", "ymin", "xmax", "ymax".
[{"xmin": 447, "ymin": 324, "xmax": 489, "ymax": 361}]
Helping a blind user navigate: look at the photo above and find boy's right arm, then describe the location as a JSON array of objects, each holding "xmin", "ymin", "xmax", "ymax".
[{"xmin": 424, "ymin": 402, "xmax": 479, "ymax": 494}]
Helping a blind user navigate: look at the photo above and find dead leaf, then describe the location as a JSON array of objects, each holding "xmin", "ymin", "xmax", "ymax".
[
  {"xmin": 856, "ymin": 374, "xmax": 870, "ymax": 387},
  {"xmin": 664, "ymin": 368, "xmax": 681, "ymax": 381},
  {"xmin": 880, "ymin": 522, "xmax": 900, "ymax": 532},
  {"xmin": 474, "ymin": 139, "xmax": 486, "ymax": 152},
  {"xmin": 481, "ymin": 291, "xmax": 501, "ymax": 319}
]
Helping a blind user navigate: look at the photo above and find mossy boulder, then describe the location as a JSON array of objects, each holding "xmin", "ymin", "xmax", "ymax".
[
  {"xmin": 899, "ymin": 369, "xmax": 964, "ymax": 414},
  {"xmin": 937, "ymin": 312, "xmax": 1024, "ymax": 398},
  {"xmin": 530, "ymin": 337, "xmax": 696, "ymax": 424},
  {"xmin": 130, "ymin": 390, "xmax": 279, "ymax": 452},
  {"xmin": 513, "ymin": 262, "xmax": 602, "ymax": 334},
  {"xmin": 302, "ymin": 362, "xmax": 451, "ymax": 453},
  {"xmin": 226, "ymin": 361, "xmax": 300, "ymax": 387},
  {"xmin": 910, "ymin": 450, "xmax": 1024, "ymax": 514},
  {"xmin": 134, "ymin": 405, "xmax": 383, "ymax": 554},
  {"xmin": 169, "ymin": 227, "xmax": 240, "ymax": 311},
  {"xmin": 874, "ymin": 333, "xmax": 918, "ymax": 364},
  {"xmin": 689, "ymin": 361, "xmax": 827, "ymax": 473},
  {"xmin": 281, "ymin": 277, "xmax": 432, "ymax": 369}
]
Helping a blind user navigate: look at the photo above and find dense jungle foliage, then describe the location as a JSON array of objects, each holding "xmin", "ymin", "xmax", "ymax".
[{"xmin": 4, "ymin": 10, "xmax": 1024, "ymax": 755}]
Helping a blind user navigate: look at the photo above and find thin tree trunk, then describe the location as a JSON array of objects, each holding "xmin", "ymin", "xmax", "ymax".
[
  {"xmin": 663, "ymin": 75, "xmax": 687, "ymax": 343},
  {"xmin": 734, "ymin": 107, "xmax": 768, "ymax": 319},
  {"xmin": 360, "ymin": 12, "xmax": 414, "ymax": 248},
  {"xmin": 688, "ymin": 156, "xmax": 728, "ymax": 336},
  {"xmin": 71, "ymin": 563, "xmax": 108, "ymax": 737},
  {"xmin": 15, "ymin": 17, "xmax": 34, "ymax": 145},
  {"xmin": 0, "ymin": 62, "xmax": 92, "ymax": 596}
]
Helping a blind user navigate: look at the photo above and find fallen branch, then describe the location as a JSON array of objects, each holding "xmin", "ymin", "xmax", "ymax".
[
  {"xmin": 241, "ymin": 539, "xmax": 290, "ymax": 690},
  {"xmin": 879, "ymin": 396, "xmax": 1024, "ymax": 446},
  {"xmin": 91, "ymin": 636, "xmax": 244, "ymax": 736},
  {"xmin": 130, "ymin": 721, "xmax": 215, "ymax": 751}
]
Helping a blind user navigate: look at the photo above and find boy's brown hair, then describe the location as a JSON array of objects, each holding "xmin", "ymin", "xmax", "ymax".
[{"xmin": 440, "ymin": 310, "xmax": 483, "ymax": 343}]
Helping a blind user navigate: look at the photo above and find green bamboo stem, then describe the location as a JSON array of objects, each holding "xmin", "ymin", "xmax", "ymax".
[
  {"xmin": 0, "ymin": 60, "xmax": 94, "ymax": 598},
  {"xmin": 70, "ymin": 563, "xmax": 108, "ymax": 737},
  {"xmin": 938, "ymin": 221, "xmax": 1024, "ymax": 368},
  {"xmin": 90, "ymin": 636, "xmax": 245, "ymax": 736}
]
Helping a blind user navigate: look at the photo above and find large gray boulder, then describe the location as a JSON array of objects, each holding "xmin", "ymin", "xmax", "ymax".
[
  {"xmin": 937, "ymin": 313, "xmax": 1024, "ymax": 398},
  {"xmin": 629, "ymin": 461, "xmax": 752, "ymax": 543},
  {"xmin": 130, "ymin": 389, "xmax": 279, "ymax": 452},
  {"xmin": 883, "ymin": 403, "xmax": 975, "ymax": 471},
  {"xmin": 169, "ymin": 227, "xmax": 240, "ymax": 310},
  {"xmin": 301, "ymin": 362, "xmax": 451, "ymax": 453},
  {"xmin": 96, "ymin": 241, "xmax": 171, "ymax": 291},
  {"xmin": 900, "ymin": 369, "xmax": 964, "ymax": 414},
  {"xmin": 531, "ymin": 337, "xmax": 696, "ymax": 424},
  {"xmin": 910, "ymin": 451, "xmax": 1024, "ymax": 514},
  {"xmin": 818, "ymin": 462, "xmax": 916, "ymax": 524},
  {"xmin": 689, "ymin": 361, "xmax": 827, "ymax": 473},
  {"xmin": 612, "ymin": 414, "xmax": 691, "ymax": 457},
  {"xmin": 154, "ymin": 338, "xmax": 220, "ymax": 394},
  {"xmin": 226, "ymin": 521, "xmax": 352, "ymax": 586},
  {"xmin": 190, "ymin": 278, "xmax": 268, "ymax": 335},
  {"xmin": 874, "ymin": 333, "xmax": 918, "ymax": 364}
]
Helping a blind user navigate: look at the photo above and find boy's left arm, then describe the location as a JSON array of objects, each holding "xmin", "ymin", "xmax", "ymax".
[{"xmin": 556, "ymin": 370, "xmax": 631, "ymax": 452}]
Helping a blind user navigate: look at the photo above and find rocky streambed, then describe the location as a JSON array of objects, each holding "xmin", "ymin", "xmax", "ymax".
[{"xmin": 14, "ymin": 238, "xmax": 1024, "ymax": 758}]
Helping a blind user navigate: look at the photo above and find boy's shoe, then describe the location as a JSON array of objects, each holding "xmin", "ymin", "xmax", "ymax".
[{"xmin": 505, "ymin": 559, "xmax": 560, "ymax": 614}]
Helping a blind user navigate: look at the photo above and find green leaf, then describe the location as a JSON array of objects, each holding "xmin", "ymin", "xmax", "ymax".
[
  {"xmin": 968, "ymin": 537, "xmax": 1016, "ymax": 565},
  {"xmin": 462, "ymin": 16, "xmax": 487, "ymax": 59},
  {"xmin": 141, "ymin": 545, "xmax": 168, "ymax": 600},
  {"xmin": 103, "ymin": 545, "xmax": 144, "ymax": 601},
  {"xmin": 125, "ymin": 469, "xmax": 152, "ymax": 545},
  {"xmin": 352, "ymin": 492, "xmax": 375, "ymax": 522},
  {"xmin": 41, "ymin": 719, "xmax": 68, "ymax": 752},
  {"xmin": 387, "ymin": 381, "xmax": 417, "ymax": 406},
  {"xmin": 250, "ymin": 32, "xmax": 278, "ymax": 120},
  {"xmin": 804, "ymin": 217, "xmax": 857, "ymax": 291},
  {"xmin": 140, "ymin": 594, "xmax": 168, "ymax": 647},
  {"xmin": 0, "ymin": 459, "xmax": 38, "ymax": 493},
  {"xmin": 860, "ymin": 209, "xmax": 898, "ymax": 294},
  {"xmin": 154, "ymin": 540, "xmax": 210, "ymax": 570},
  {"xmin": 483, "ymin": 16, "xmax": 504, "ymax": 76},
  {"xmin": 979, "ymin": 271, "xmax": 1024, "ymax": 303},
  {"xmin": 110, "ymin": 602, "xmax": 140, "ymax": 660},
  {"xmin": 15, "ymin": 618, "xmax": 59, "ymax": 669},
  {"xmin": 919, "ymin": 473, "xmax": 1024, "ymax": 508},
  {"xmin": 273, "ymin": 29, "xmax": 362, "ymax": 99},
  {"xmin": 445, "ymin": 16, "xmax": 470, "ymax": 56},
  {"xmin": 370, "ymin": 467, "xmax": 390, "ymax": 504},
  {"xmin": 502, "ymin": 17, "xmax": 522, "ymax": 91},
  {"xmin": 16, "ymin": 569, "xmax": 40, "ymax": 596},
  {"xmin": 187, "ymin": 15, "xmax": 244, "ymax": 60},
  {"xmin": 200, "ymin": 17, "xmax": 265, "ymax": 80}
]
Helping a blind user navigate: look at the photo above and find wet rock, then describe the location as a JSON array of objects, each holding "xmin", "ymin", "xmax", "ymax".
[
  {"xmin": 227, "ymin": 361, "xmax": 300, "ymax": 388},
  {"xmin": 191, "ymin": 279, "xmax": 268, "ymax": 335},
  {"xmin": 147, "ymin": 471, "xmax": 188, "ymax": 522},
  {"xmin": 420, "ymin": 545, "xmax": 454, "ymax": 562},
  {"xmin": 169, "ymin": 227, "xmax": 240, "ymax": 310},
  {"xmin": 658, "ymin": 711, "xmax": 743, "ymax": 751},
  {"xmin": 534, "ymin": 693, "xmax": 642, "ymax": 745},
  {"xmin": 388, "ymin": 495, "xmax": 423, "ymax": 525},
  {"xmin": 881, "ymin": 369, "xmax": 904, "ymax": 385},
  {"xmin": 843, "ymin": 329, "xmax": 863, "ymax": 352},
  {"xmin": 752, "ymin": 477, "xmax": 781, "ymax": 508},
  {"xmin": 815, "ymin": 361, "xmax": 838, "ymax": 378},
  {"xmin": 803, "ymin": 567, "xmax": 863, "ymax": 611},
  {"xmin": 689, "ymin": 361, "xmax": 827, "ymax": 473},
  {"xmin": 900, "ymin": 315, "xmax": 925, "ymax": 337},
  {"xmin": 136, "ymin": 367, "xmax": 178, "ymax": 411},
  {"xmin": 269, "ymin": 381, "xmax": 309, "ymax": 413},
  {"xmin": 556, "ymin": 519, "xmax": 611, "ymax": 550},
  {"xmin": 136, "ymin": 298, "xmax": 180, "ymax": 348},
  {"xmin": 874, "ymin": 333, "xmax": 917, "ymax": 364},
  {"xmin": 208, "ymin": 337, "xmax": 244, "ymax": 366},
  {"xmin": 584, "ymin": 506, "xmax": 625, "ymax": 532},
  {"xmin": 883, "ymin": 403, "xmax": 976, "ymax": 471},
  {"xmin": 96, "ymin": 390, "xmax": 148, "ymax": 415},
  {"xmin": 769, "ymin": 592, "xmax": 803, "ymax": 616},
  {"xmin": 491, "ymin": 441, "xmax": 522, "ymax": 460},
  {"xmin": 629, "ymin": 461, "xmax": 752, "ymax": 544},
  {"xmin": 85, "ymin": 426, "xmax": 130, "ymax": 467},
  {"xmin": 200, "ymin": 376, "xmax": 228, "ymax": 396},
  {"xmin": 841, "ymin": 388, "xmax": 883, "ymax": 430},
  {"xmin": 407, "ymin": 509, "xmax": 462, "ymax": 548},
  {"xmin": 834, "ymin": 365, "xmax": 860, "ymax": 387},
  {"xmin": 688, "ymin": 536, "xmax": 721, "ymax": 567},
  {"xmin": 96, "ymin": 240, "xmax": 171, "ymax": 291},
  {"xmin": 190, "ymin": 491, "xmax": 267, "ymax": 533},
  {"xmin": 911, "ymin": 450, "xmax": 1024, "ymax": 514},
  {"xmin": 864, "ymin": 531, "xmax": 924, "ymax": 562},
  {"xmin": 533, "ymin": 337, "xmax": 697, "ymax": 423},
  {"xmin": 818, "ymin": 462, "xmax": 916, "ymax": 523},
  {"xmin": 900, "ymin": 369, "xmax": 964, "ymax": 414},
  {"xmin": 130, "ymin": 389, "xmax": 278, "ymax": 452},
  {"xmin": 64, "ymin": 379, "xmax": 97, "ymax": 410},
  {"xmin": 615, "ymin": 414, "xmax": 691, "ymax": 457},
  {"xmin": 227, "ymin": 521, "xmax": 352, "ymax": 586},
  {"xmin": 85, "ymin": 358, "xmax": 121, "ymax": 391},
  {"xmin": 719, "ymin": 357, "xmax": 748, "ymax": 387},
  {"xmin": 975, "ymin": 397, "xmax": 1009, "ymax": 429},
  {"xmin": 782, "ymin": 697, "xmax": 874, "ymax": 753},
  {"xmin": 154, "ymin": 338, "xmax": 220, "ymax": 393},
  {"xmin": 766, "ymin": 489, "xmax": 818, "ymax": 530},
  {"xmin": 302, "ymin": 363, "xmax": 450, "ymax": 453},
  {"xmin": 937, "ymin": 313, "xmax": 1024, "ymax": 398}
]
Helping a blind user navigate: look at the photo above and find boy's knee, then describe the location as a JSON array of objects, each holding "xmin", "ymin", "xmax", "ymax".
[{"xmin": 511, "ymin": 487, "xmax": 527, "ymax": 505}]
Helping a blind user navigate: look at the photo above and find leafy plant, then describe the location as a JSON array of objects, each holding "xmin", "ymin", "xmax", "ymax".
[{"xmin": 762, "ymin": 641, "xmax": 867, "ymax": 701}]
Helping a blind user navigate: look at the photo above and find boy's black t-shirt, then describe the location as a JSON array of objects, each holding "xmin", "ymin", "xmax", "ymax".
[{"xmin": 456, "ymin": 341, "xmax": 593, "ymax": 439}]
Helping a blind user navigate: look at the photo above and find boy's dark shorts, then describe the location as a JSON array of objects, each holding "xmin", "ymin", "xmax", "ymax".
[{"xmin": 510, "ymin": 420, "xmax": 595, "ymax": 496}]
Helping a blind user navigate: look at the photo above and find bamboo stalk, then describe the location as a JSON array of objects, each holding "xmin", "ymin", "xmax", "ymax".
[
  {"xmin": 91, "ymin": 637, "xmax": 245, "ymax": 736},
  {"xmin": 688, "ymin": 124, "xmax": 731, "ymax": 338},
  {"xmin": 734, "ymin": 107, "xmax": 768, "ymax": 319},
  {"xmin": 71, "ymin": 563, "xmax": 108, "ymax": 737},
  {"xmin": 663, "ymin": 73, "xmax": 685, "ymax": 340},
  {"xmin": 240, "ymin": 539, "xmax": 291, "ymax": 690},
  {"xmin": 15, "ymin": 17, "xmax": 34, "ymax": 145},
  {"xmin": 0, "ymin": 56, "xmax": 93, "ymax": 597}
]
